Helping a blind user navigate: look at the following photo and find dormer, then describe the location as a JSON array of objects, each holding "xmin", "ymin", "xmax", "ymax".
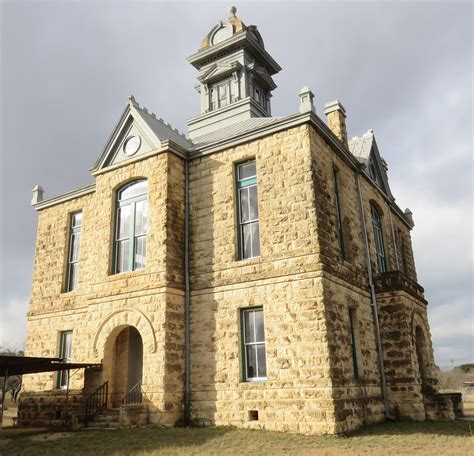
[
  {"xmin": 349, "ymin": 129, "xmax": 394, "ymax": 200},
  {"xmin": 187, "ymin": 7, "xmax": 281, "ymax": 140}
]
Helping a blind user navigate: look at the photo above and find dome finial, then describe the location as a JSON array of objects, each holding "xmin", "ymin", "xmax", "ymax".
[{"xmin": 229, "ymin": 6, "xmax": 237, "ymax": 19}]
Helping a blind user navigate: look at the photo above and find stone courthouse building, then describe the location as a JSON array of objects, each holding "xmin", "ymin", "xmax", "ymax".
[{"xmin": 20, "ymin": 8, "xmax": 462, "ymax": 433}]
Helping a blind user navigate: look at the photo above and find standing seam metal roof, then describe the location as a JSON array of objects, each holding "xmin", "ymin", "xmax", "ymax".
[
  {"xmin": 190, "ymin": 117, "xmax": 284, "ymax": 149},
  {"xmin": 348, "ymin": 130, "xmax": 374, "ymax": 167},
  {"xmin": 133, "ymin": 104, "xmax": 194, "ymax": 150}
]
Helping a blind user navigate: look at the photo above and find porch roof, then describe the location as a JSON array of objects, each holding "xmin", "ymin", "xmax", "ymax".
[{"xmin": 0, "ymin": 355, "xmax": 101, "ymax": 376}]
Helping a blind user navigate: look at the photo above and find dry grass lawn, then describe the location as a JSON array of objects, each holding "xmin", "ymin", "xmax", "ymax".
[{"xmin": 0, "ymin": 420, "xmax": 473, "ymax": 456}]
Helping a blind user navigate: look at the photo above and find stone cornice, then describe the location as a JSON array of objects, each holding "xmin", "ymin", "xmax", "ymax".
[{"xmin": 32, "ymin": 184, "xmax": 96, "ymax": 211}]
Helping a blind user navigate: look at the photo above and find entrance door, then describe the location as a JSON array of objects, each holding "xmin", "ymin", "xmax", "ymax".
[{"xmin": 112, "ymin": 326, "xmax": 143, "ymax": 406}]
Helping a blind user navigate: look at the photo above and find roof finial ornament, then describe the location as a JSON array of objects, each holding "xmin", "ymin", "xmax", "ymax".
[{"xmin": 229, "ymin": 6, "xmax": 237, "ymax": 19}]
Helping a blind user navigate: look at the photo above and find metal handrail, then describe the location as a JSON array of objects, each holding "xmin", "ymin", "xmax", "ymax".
[
  {"xmin": 122, "ymin": 380, "xmax": 143, "ymax": 405},
  {"xmin": 84, "ymin": 381, "xmax": 108, "ymax": 425}
]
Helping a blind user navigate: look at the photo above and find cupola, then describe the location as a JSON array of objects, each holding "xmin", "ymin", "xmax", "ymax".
[{"xmin": 187, "ymin": 6, "xmax": 281, "ymax": 140}]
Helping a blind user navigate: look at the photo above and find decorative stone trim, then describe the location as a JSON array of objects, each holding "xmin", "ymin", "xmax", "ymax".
[
  {"xmin": 373, "ymin": 270, "xmax": 426, "ymax": 303},
  {"xmin": 93, "ymin": 308, "xmax": 157, "ymax": 357}
]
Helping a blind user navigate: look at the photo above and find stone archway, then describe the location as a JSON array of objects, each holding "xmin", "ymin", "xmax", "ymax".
[
  {"xmin": 93, "ymin": 309, "xmax": 156, "ymax": 406},
  {"xmin": 412, "ymin": 312, "xmax": 435, "ymax": 395},
  {"xmin": 93, "ymin": 308, "xmax": 157, "ymax": 358},
  {"xmin": 415, "ymin": 325, "xmax": 428, "ymax": 391}
]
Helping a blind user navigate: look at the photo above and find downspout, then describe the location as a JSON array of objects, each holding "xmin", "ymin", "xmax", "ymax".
[
  {"xmin": 388, "ymin": 208, "xmax": 400, "ymax": 270},
  {"xmin": 184, "ymin": 159, "xmax": 191, "ymax": 425},
  {"xmin": 355, "ymin": 169, "xmax": 394, "ymax": 420}
]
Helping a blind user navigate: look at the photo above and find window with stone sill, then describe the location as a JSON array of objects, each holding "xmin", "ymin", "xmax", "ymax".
[
  {"xmin": 370, "ymin": 204, "xmax": 387, "ymax": 274},
  {"xmin": 236, "ymin": 160, "xmax": 260, "ymax": 260},
  {"xmin": 113, "ymin": 179, "xmax": 148, "ymax": 274},
  {"xmin": 241, "ymin": 307, "xmax": 267, "ymax": 381},
  {"xmin": 333, "ymin": 168, "xmax": 346, "ymax": 260},
  {"xmin": 57, "ymin": 330, "xmax": 72, "ymax": 389},
  {"xmin": 348, "ymin": 308, "xmax": 360, "ymax": 380},
  {"xmin": 65, "ymin": 211, "xmax": 82, "ymax": 292},
  {"xmin": 397, "ymin": 228, "xmax": 409, "ymax": 276}
]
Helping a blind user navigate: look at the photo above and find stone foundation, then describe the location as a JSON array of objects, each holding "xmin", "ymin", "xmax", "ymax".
[{"xmin": 18, "ymin": 390, "xmax": 84, "ymax": 427}]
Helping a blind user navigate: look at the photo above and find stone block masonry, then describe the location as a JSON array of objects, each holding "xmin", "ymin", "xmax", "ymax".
[{"xmin": 21, "ymin": 116, "xmax": 452, "ymax": 433}]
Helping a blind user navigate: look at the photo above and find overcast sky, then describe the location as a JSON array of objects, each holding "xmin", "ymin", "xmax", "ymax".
[{"xmin": 0, "ymin": 0, "xmax": 472, "ymax": 368}]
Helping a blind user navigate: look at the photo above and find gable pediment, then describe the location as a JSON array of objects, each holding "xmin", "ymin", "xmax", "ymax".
[
  {"xmin": 198, "ymin": 61, "xmax": 242, "ymax": 84},
  {"xmin": 102, "ymin": 114, "xmax": 157, "ymax": 169},
  {"xmin": 91, "ymin": 96, "xmax": 192, "ymax": 173}
]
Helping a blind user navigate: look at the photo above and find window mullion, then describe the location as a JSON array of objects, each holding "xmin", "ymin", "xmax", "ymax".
[{"xmin": 252, "ymin": 312, "xmax": 259, "ymax": 376}]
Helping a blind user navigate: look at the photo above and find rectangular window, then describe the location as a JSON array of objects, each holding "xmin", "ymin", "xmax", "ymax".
[
  {"xmin": 66, "ymin": 212, "xmax": 82, "ymax": 292},
  {"xmin": 371, "ymin": 205, "xmax": 387, "ymax": 273},
  {"xmin": 218, "ymin": 82, "xmax": 229, "ymax": 108},
  {"xmin": 241, "ymin": 307, "xmax": 267, "ymax": 381},
  {"xmin": 57, "ymin": 331, "xmax": 73, "ymax": 389},
  {"xmin": 333, "ymin": 169, "xmax": 346, "ymax": 259},
  {"xmin": 348, "ymin": 309, "xmax": 360, "ymax": 380},
  {"xmin": 398, "ymin": 229, "xmax": 408, "ymax": 275},
  {"xmin": 236, "ymin": 160, "xmax": 260, "ymax": 260},
  {"xmin": 210, "ymin": 88, "xmax": 217, "ymax": 111}
]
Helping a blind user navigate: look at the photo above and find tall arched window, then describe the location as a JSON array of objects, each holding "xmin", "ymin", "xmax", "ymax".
[
  {"xmin": 114, "ymin": 180, "xmax": 148, "ymax": 274},
  {"xmin": 370, "ymin": 204, "xmax": 387, "ymax": 273}
]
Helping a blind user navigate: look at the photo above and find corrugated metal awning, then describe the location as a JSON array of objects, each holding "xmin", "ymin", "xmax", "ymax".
[{"xmin": 0, "ymin": 355, "xmax": 101, "ymax": 376}]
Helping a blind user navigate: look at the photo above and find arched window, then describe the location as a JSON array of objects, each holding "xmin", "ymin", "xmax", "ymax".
[
  {"xmin": 370, "ymin": 204, "xmax": 387, "ymax": 273},
  {"xmin": 114, "ymin": 180, "xmax": 148, "ymax": 274}
]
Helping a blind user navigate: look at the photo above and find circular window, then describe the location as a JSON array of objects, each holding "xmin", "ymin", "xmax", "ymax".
[
  {"xmin": 211, "ymin": 24, "xmax": 232, "ymax": 45},
  {"xmin": 123, "ymin": 135, "xmax": 141, "ymax": 156}
]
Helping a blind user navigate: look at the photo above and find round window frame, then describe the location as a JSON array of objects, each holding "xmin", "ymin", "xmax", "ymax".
[{"xmin": 123, "ymin": 135, "xmax": 142, "ymax": 157}]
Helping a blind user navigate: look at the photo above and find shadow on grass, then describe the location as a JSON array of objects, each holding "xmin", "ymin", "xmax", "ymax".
[{"xmin": 0, "ymin": 425, "xmax": 234, "ymax": 456}]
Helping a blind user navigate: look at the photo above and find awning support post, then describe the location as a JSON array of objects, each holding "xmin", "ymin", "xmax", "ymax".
[
  {"xmin": 63, "ymin": 368, "xmax": 71, "ymax": 428},
  {"xmin": 0, "ymin": 368, "xmax": 8, "ymax": 430}
]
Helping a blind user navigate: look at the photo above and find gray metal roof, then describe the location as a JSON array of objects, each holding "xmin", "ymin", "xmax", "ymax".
[
  {"xmin": 348, "ymin": 129, "xmax": 374, "ymax": 167},
  {"xmin": 133, "ymin": 103, "xmax": 194, "ymax": 150},
  {"xmin": 191, "ymin": 117, "xmax": 284, "ymax": 149}
]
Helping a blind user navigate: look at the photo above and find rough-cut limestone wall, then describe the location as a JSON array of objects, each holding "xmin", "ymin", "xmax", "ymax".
[
  {"xmin": 320, "ymin": 277, "xmax": 385, "ymax": 433},
  {"xmin": 377, "ymin": 290, "xmax": 439, "ymax": 420},
  {"xmin": 189, "ymin": 125, "xmax": 338, "ymax": 435},
  {"xmin": 308, "ymin": 127, "xmax": 385, "ymax": 432},
  {"xmin": 22, "ymin": 151, "xmax": 185, "ymax": 427},
  {"xmin": 308, "ymin": 128, "xmax": 368, "ymax": 288}
]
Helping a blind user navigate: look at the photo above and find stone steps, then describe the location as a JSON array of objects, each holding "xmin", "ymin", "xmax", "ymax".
[{"xmin": 86, "ymin": 408, "xmax": 121, "ymax": 428}]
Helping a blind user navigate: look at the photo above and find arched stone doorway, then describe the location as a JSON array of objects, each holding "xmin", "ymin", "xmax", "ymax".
[{"xmin": 104, "ymin": 326, "xmax": 143, "ymax": 406}]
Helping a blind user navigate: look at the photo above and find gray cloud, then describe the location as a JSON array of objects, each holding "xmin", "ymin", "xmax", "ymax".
[{"xmin": 1, "ymin": 1, "xmax": 472, "ymax": 366}]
